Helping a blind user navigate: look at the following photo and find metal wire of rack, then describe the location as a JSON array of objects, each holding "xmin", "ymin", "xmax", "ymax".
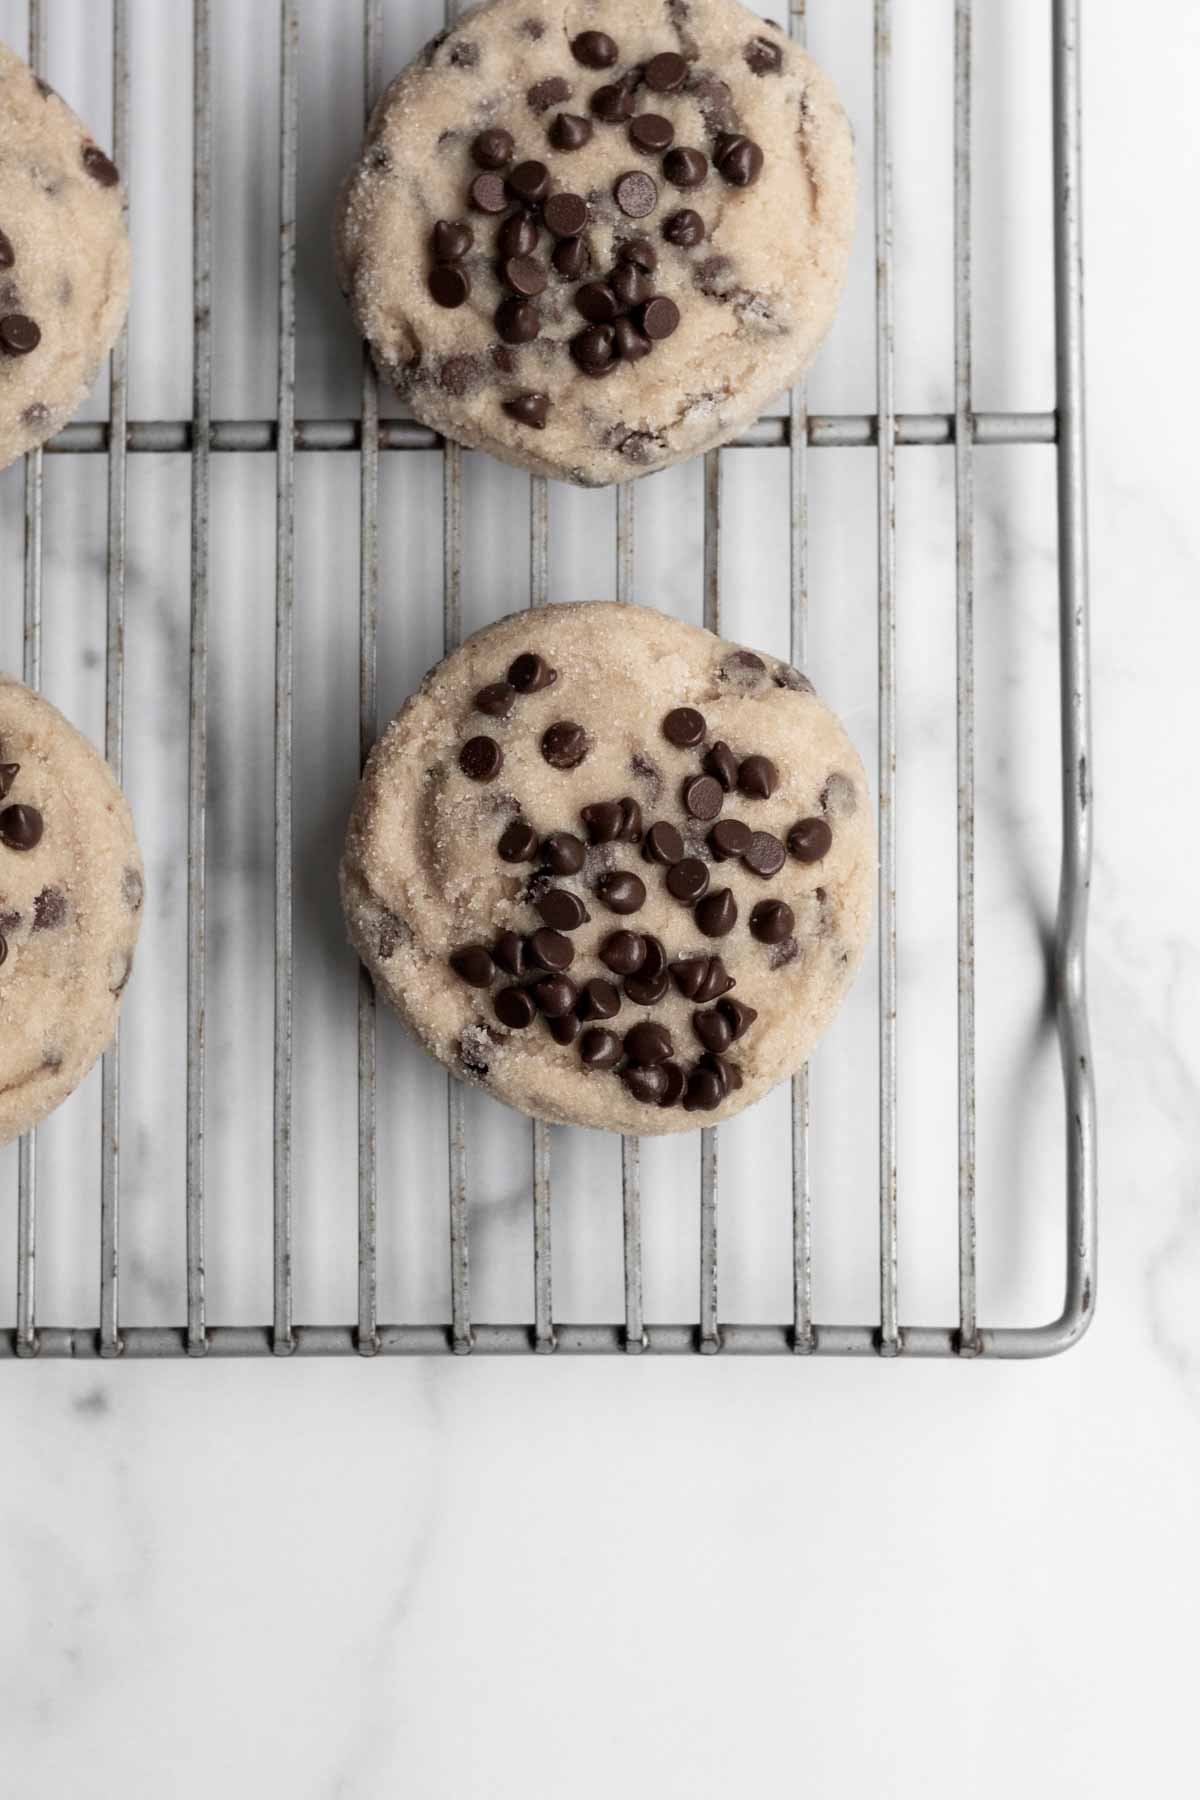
[{"xmin": 1, "ymin": 0, "xmax": 1095, "ymax": 1361}]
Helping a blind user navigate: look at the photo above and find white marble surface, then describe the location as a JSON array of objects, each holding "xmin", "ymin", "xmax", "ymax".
[{"xmin": 1, "ymin": 1, "xmax": 1197, "ymax": 1794}]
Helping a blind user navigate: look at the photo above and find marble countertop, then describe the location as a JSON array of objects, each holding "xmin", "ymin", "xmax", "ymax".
[{"xmin": 2, "ymin": 1, "xmax": 1197, "ymax": 1794}]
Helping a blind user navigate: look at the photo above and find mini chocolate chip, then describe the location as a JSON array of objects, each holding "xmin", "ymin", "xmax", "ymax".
[
  {"xmin": 682, "ymin": 773, "xmax": 723, "ymax": 821},
  {"xmin": 32, "ymin": 887, "xmax": 65, "ymax": 930},
  {"xmin": 788, "ymin": 816, "xmax": 833, "ymax": 862},
  {"xmin": 572, "ymin": 30, "xmax": 619, "ymax": 69},
  {"xmin": 683, "ymin": 1067, "xmax": 723, "ymax": 1112},
  {"xmin": 550, "ymin": 1011, "xmax": 582, "ymax": 1045},
  {"xmin": 663, "ymin": 208, "xmax": 705, "ymax": 247},
  {"xmin": 744, "ymin": 831, "xmax": 786, "ymax": 878},
  {"xmin": 498, "ymin": 211, "xmax": 540, "ymax": 258},
  {"xmin": 508, "ymin": 160, "xmax": 551, "ymax": 203},
  {"xmin": 0, "ymin": 763, "xmax": 18, "ymax": 799},
  {"xmin": 663, "ymin": 146, "xmax": 708, "ymax": 189},
  {"xmin": 537, "ymin": 888, "xmax": 590, "ymax": 931},
  {"xmin": 625, "ymin": 1020, "xmax": 673, "ymax": 1064},
  {"xmin": 600, "ymin": 930, "xmax": 645, "ymax": 975},
  {"xmin": 496, "ymin": 986, "xmax": 536, "ymax": 1029},
  {"xmin": 704, "ymin": 741, "xmax": 738, "ymax": 790},
  {"xmin": 645, "ymin": 51, "xmax": 688, "ymax": 92},
  {"xmin": 469, "ymin": 172, "xmax": 509, "ymax": 214},
  {"xmin": 502, "ymin": 255, "xmax": 548, "ymax": 297},
  {"xmin": 658, "ymin": 1062, "xmax": 686, "ymax": 1107},
  {"xmin": 640, "ymin": 295, "xmax": 680, "ymax": 339},
  {"xmin": 624, "ymin": 1063, "xmax": 668, "ymax": 1104},
  {"xmin": 0, "ymin": 315, "xmax": 40, "ymax": 356},
  {"xmin": 581, "ymin": 800, "xmax": 624, "ymax": 843},
  {"xmin": 553, "ymin": 236, "xmax": 591, "ymax": 279},
  {"xmin": 695, "ymin": 887, "xmax": 736, "ymax": 936},
  {"xmin": 544, "ymin": 191, "xmax": 589, "ymax": 237},
  {"xmin": 613, "ymin": 318, "xmax": 651, "ymax": 361},
  {"xmin": 495, "ymin": 297, "xmax": 540, "ymax": 344},
  {"xmin": 473, "ymin": 128, "xmax": 514, "ymax": 170},
  {"xmin": 643, "ymin": 821, "xmax": 684, "ymax": 865},
  {"xmin": 715, "ymin": 132, "xmax": 764, "ymax": 187},
  {"xmin": 0, "ymin": 229, "xmax": 13, "ymax": 269},
  {"xmin": 591, "ymin": 83, "xmax": 636, "ymax": 123},
  {"xmin": 745, "ymin": 36, "xmax": 784, "ymax": 75},
  {"xmin": 498, "ymin": 818, "xmax": 539, "ymax": 861},
  {"xmin": 580, "ymin": 1026, "xmax": 622, "ymax": 1070},
  {"xmin": 542, "ymin": 721, "xmax": 588, "ymax": 769},
  {"xmin": 709, "ymin": 818, "xmax": 751, "ymax": 861},
  {"xmin": 459, "ymin": 736, "xmax": 503, "ymax": 782},
  {"xmin": 610, "ymin": 262, "xmax": 653, "ymax": 308},
  {"xmin": 509, "ymin": 652, "xmax": 557, "ymax": 692},
  {"xmin": 529, "ymin": 928, "xmax": 575, "ymax": 972},
  {"xmin": 663, "ymin": 705, "xmax": 706, "ymax": 747},
  {"xmin": 542, "ymin": 830, "xmax": 585, "ymax": 875},
  {"xmin": 533, "ymin": 974, "xmax": 578, "ymax": 1017},
  {"xmin": 738, "ymin": 754, "xmax": 779, "ymax": 799},
  {"xmin": 0, "ymin": 803, "xmax": 43, "ymax": 849},
  {"xmin": 429, "ymin": 264, "xmax": 471, "ymax": 308},
  {"xmin": 596, "ymin": 870, "xmax": 646, "ymax": 915},
  {"xmin": 82, "ymin": 143, "xmax": 119, "ymax": 186},
  {"xmin": 528, "ymin": 76, "xmax": 572, "ymax": 113},
  {"xmin": 450, "ymin": 945, "xmax": 496, "ymax": 987},
  {"xmin": 549, "ymin": 111, "xmax": 594, "ymax": 151},
  {"xmin": 493, "ymin": 930, "xmax": 526, "ymax": 977},
  {"xmin": 693, "ymin": 1006, "xmax": 733, "ymax": 1053},
  {"xmin": 575, "ymin": 280, "xmax": 619, "ymax": 325},
  {"xmin": 666, "ymin": 858, "xmax": 710, "ymax": 904},
  {"xmin": 578, "ymin": 977, "xmax": 621, "ymax": 1021},
  {"xmin": 624, "ymin": 968, "xmax": 668, "ymax": 1007},
  {"xmin": 432, "ymin": 219, "xmax": 474, "ymax": 261},
  {"xmin": 630, "ymin": 113, "xmax": 675, "ymax": 153},
  {"xmin": 504, "ymin": 391, "xmax": 550, "ymax": 430},
  {"xmin": 572, "ymin": 324, "xmax": 616, "ymax": 374},
  {"xmin": 720, "ymin": 998, "xmax": 758, "ymax": 1041}
]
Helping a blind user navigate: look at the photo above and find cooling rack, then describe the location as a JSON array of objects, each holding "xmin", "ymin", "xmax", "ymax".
[{"xmin": 0, "ymin": 0, "xmax": 1095, "ymax": 1360}]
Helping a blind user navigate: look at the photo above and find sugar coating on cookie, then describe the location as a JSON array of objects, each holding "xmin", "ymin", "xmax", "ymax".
[
  {"xmin": 0, "ymin": 675, "xmax": 143, "ymax": 1145},
  {"xmin": 0, "ymin": 41, "xmax": 130, "ymax": 472},
  {"xmin": 342, "ymin": 603, "xmax": 873, "ymax": 1135},
  {"xmin": 336, "ymin": 0, "xmax": 855, "ymax": 487}
]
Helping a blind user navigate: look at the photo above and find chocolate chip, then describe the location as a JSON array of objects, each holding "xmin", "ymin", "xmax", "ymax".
[
  {"xmin": 572, "ymin": 324, "xmax": 616, "ymax": 375},
  {"xmin": 820, "ymin": 772, "xmax": 857, "ymax": 817},
  {"xmin": 550, "ymin": 1011, "xmax": 582, "ymax": 1045},
  {"xmin": 663, "ymin": 208, "xmax": 705, "ymax": 247},
  {"xmin": 578, "ymin": 977, "xmax": 621, "ymax": 1022},
  {"xmin": 600, "ymin": 930, "xmax": 645, "ymax": 975},
  {"xmin": 630, "ymin": 113, "xmax": 675, "ymax": 154},
  {"xmin": 738, "ymin": 754, "xmax": 778, "ymax": 800},
  {"xmin": 715, "ymin": 133, "xmax": 764, "ymax": 188},
  {"xmin": 528, "ymin": 76, "xmax": 571, "ymax": 113},
  {"xmin": 625, "ymin": 968, "xmax": 668, "ymax": 1006},
  {"xmin": 429, "ymin": 264, "xmax": 470, "ymax": 308},
  {"xmin": 694, "ymin": 956, "xmax": 736, "ymax": 1003},
  {"xmin": 549, "ymin": 112, "xmax": 594, "ymax": 151},
  {"xmin": 580, "ymin": 1026, "xmax": 622, "ymax": 1069},
  {"xmin": 537, "ymin": 888, "xmax": 589, "ymax": 931},
  {"xmin": 625, "ymin": 1020, "xmax": 673, "ymax": 1064},
  {"xmin": 544, "ymin": 192, "xmax": 589, "ymax": 237},
  {"xmin": 701, "ymin": 1050, "xmax": 742, "ymax": 1094},
  {"xmin": 618, "ymin": 798, "xmax": 643, "ymax": 841},
  {"xmin": 459, "ymin": 736, "xmax": 503, "ymax": 782},
  {"xmin": 439, "ymin": 355, "xmax": 483, "ymax": 396},
  {"xmin": 596, "ymin": 870, "xmax": 646, "ymax": 915},
  {"xmin": 450, "ymin": 945, "xmax": 496, "ymax": 987},
  {"xmin": 502, "ymin": 255, "xmax": 548, "ymax": 297},
  {"xmin": 688, "ymin": 72, "xmax": 735, "ymax": 129},
  {"xmin": 529, "ymin": 928, "xmax": 574, "ymax": 972},
  {"xmin": 720, "ymin": 649, "xmax": 767, "ymax": 687},
  {"xmin": 82, "ymin": 143, "xmax": 119, "ymax": 187},
  {"xmin": 0, "ymin": 315, "xmax": 40, "ymax": 356},
  {"xmin": 581, "ymin": 800, "xmax": 623, "ymax": 843},
  {"xmin": 591, "ymin": 83, "xmax": 636, "ymax": 123},
  {"xmin": 449, "ymin": 41, "xmax": 480, "ymax": 69},
  {"xmin": 744, "ymin": 36, "xmax": 784, "ymax": 75},
  {"xmin": 744, "ymin": 831, "xmax": 786, "ymax": 878},
  {"xmin": 658, "ymin": 1062, "xmax": 686, "ymax": 1108},
  {"xmin": 495, "ymin": 297, "xmax": 540, "ymax": 343},
  {"xmin": 775, "ymin": 665, "xmax": 815, "ymax": 694},
  {"xmin": 509, "ymin": 651, "xmax": 557, "ymax": 692},
  {"xmin": 705, "ymin": 819, "xmax": 748, "ymax": 864},
  {"xmin": 670, "ymin": 959, "xmax": 710, "ymax": 1002},
  {"xmin": 609, "ymin": 318, "xmax": 649, "ymax": 362},
  {"xmin": 693, "ymin": 1006, "xmax": 733, "ymax": 1053},
  {"xmin": 682, "ymin": 773, "xmax": 723, "ymax": 821},
  {"xmin": 0, "ymin": 230, "xmax": 13, "ymax": 269},
  {"xmin": 644, "ymin": 51, "xmax": 688, "ymax": 92},
  {"xmin": 432, "ymin": 219, "xmax": 474, "ymax": 261},
  {"xmin": 683, "ymin": 1067, "xmax": 723, "ymax": 1112},
  {"xmin": 495, "ymin": 986, "xmax": 536, "ymax": 1029},
  {"xmin": 472, "ymin": 128, "xmax": 514, "ymax": 170},
  {"xmin": 720, "ymin": 998, "xmax": 758, "ymax": 1041},
  {"xmin": 640, "ymin": 295, "xmax": 680, "ymax": 340},
  {"xmin": 0, "ymin": 763, "xmax": 18, "ymax": 799},
  {"xmin": 663, "ymin": 146, "xmax": 708, "ymax": 189},
  {"xmin": 542, "ymin": 720, "xmax": 588, "ymax": 769},
  {"xmin": 575, "ymin": 280, "xmax": 619, "ymax": 325},
  {"xmin": 666, "ymin": 858, "xmax": 709, "ymax": 904},
  {"xmin": 643, "ymin": 821, "xmax": 684, "ymax": 865},
  {"xmin": 788, "ymin": 817, "xmax": 833, "ymax": 862},
  {"xmin": 695, "ymin": 887, "xmax": 736, "ymax": 936},
  {"xmin": 553, "ymin": 237, "xmax": 591, "ymax": 279},
  {"xmin": 504, "ymin": 391, "xmax": 550, "ymax": 430},
  {"xmin": 624, "ymin": 1063, "xmax": 668, "ymax": 1104},
  {"xmin": 663, "ymin": 706, "xmax": 705, "ymax": 747},
  {"xmin": 498, "ymin": 211, "xmax": 540, "ymax": 258},
  {"xmin": 533, "ymin": 973, "xmax": 578, "ymax": 1017},
  {"xmin": 0, "ymin": 803, "xmax": 43, "ymax": 849},
  {"xmin": 498, "ymin": 818, "xmax": 538, "ymax": 861},
  {"xmin": 32, "ymin": 887, "xmax": 65, "ymax": 930},
  {"xmin": 542, "ymin": 831, "xmax": 585, "ymax": 875},
  {"xmin": 572, "ymin": 30, "xmax": 619, "ymax": 69},
  {"xmin": 469, "ymin": 172, "xmax": 509, "ymax": 214},
  {"xmin": 508, "ymin": 160, "xmax": 551, "ymax": 204},
  {"xmin": 493, "ymin": 930, "xmax": 526, "ymax": 977},
  {"xmin": 610, "ymin": 262, "xmax": 653, "ymax": 308},
  {"xmin": 704, "ymin": 741, "xmax": 738, "ymax": 790}
]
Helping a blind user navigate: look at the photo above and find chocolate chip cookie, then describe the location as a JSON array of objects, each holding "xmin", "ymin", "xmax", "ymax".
[
  {"xmin": 0, "ymin": 42, "xmax": 130, "ymax": 472},
  {"xmin": 341, "ymin": 603, "xmax": 872, "ymax": 1133},
  {"xmin": 335, "ymin": 0, "xmax": 855, "ymax": 486},
  {"xmin": 0, "ymin": 675, "xmax": 143, "ymax": 1145}
]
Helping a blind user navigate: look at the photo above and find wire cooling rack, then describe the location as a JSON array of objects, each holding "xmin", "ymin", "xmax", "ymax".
[{"xmin": 1, "ymin": 0, "xmax": 1094, "ymax": 1361}]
